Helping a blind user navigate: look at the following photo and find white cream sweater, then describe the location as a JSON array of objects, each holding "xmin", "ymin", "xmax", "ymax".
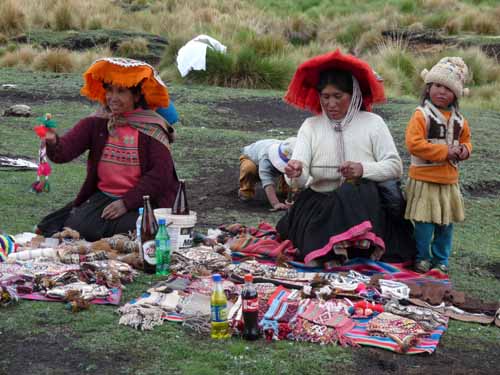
[{"xmin": 289, "ymin": 111, "xmax": 402, "ymax": 192}]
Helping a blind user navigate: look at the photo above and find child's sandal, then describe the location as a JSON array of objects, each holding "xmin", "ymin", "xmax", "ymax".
[{"xmin": 432, "ymin": 264, "xmax": 449, "ymax": 274}]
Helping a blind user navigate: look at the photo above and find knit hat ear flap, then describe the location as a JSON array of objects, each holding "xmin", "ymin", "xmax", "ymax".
[{"xmin": 420, "ymin": 68, "xmax": 429, "ymax": 81}]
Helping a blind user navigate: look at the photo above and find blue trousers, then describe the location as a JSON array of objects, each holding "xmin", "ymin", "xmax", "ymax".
[{"xmin": 414, "ymin": 222, "xmax": 454, "ymax": 266}]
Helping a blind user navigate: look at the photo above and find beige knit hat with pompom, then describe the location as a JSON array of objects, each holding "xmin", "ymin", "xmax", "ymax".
[{"xmin": 420, "ymin": 56, "xmax": 470, "ymax": 98}]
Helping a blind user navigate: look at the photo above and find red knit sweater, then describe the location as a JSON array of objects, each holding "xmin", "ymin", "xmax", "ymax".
[{"xmin": 47, "ymin": 116, "xmax": 179, "ymax": 210}]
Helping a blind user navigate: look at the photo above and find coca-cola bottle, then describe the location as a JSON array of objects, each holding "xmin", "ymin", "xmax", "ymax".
[
  {"xmin": 172, "ymin": 179, "xmax": 189, "ymax": 215},
  {"xmin": 141, "ymin": 195, "xmax": 158, "ymax": 274},
  {"xmin": 242, "ymin": 274, "xmax": 260, "ymax": 340}
]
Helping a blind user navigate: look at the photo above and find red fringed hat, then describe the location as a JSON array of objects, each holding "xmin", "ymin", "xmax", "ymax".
[
  {"xmin": 284, "ymin": 49, "xmax": 385, "ymax": 114},
  {"xmin": 81, "ymin": 57, "xmax": 169, "ymax": 110}
]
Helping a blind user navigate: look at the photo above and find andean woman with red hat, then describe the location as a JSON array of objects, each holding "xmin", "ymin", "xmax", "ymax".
[
  {"xmin": 36, "ymin": 57, "xmax": 179, "ymax": 241},
  {"xmin": 277, "ymin": 50, "xmax": 415, "ymax": 267}
]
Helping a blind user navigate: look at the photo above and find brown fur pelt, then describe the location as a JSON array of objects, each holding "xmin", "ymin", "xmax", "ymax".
[
  {"xmin": 90, "ymin": 240, "xmax": 113, "ymax": 253},
  {"xmin": 96, "ymin": 270, "xmax": 122, "ymax": 289},
  {"xmin": 117, "ymin": 253, "xmax": 143, "ymax": 270},
  {"xmin": 99, "ymin": 234, "xmax": 139, "ymax": 254},
  {"xmin": 310, "ymin": 274, "xmax": 329, "ymax": 288},
  {"xmin": 52, "ymin": 227, "xmax": 80, "ymax": 241},
  {"xmin": 276, "ymin": 253, "xmax": 292, "ymax": 268},
  {"xmin": 35, "ymin": 276, "xmax": 57, "ymax": 291},
  {"xmin": 64, "ymin": 290, "xmax": 90, "ymax": 313}
]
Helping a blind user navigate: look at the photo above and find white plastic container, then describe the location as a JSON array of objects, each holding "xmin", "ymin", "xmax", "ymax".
[{"xmin": 154, "ymin": 208, "xmax": 197, "ymax": 251}]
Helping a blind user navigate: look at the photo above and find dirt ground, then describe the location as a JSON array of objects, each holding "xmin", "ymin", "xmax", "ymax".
[
  {"xmin": 1, "ymin": 330, "xmax": 131, "ymax": 375},
  {"xmin": 2, "ymin": 94, "xmax": 499, "ymax": 374}
]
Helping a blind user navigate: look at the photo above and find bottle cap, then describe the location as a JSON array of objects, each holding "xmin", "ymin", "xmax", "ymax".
[
  {"xmin": 143, "ymin": 195, "xmax": 150, "ymax": 199},
  {"xmin": 244, "ymin": 274, "xmax": 253, "ymax": 282},
  {"xmin": 138, "ymin": 207, "xmax": 144, "ymax": 214},
  {"xmin": 212, "ymin": 273, "xmax": 222, "ymax": 282},
  {"xmin": 158, "ymin": 218, "xmax": 166, "ymax": 225}
]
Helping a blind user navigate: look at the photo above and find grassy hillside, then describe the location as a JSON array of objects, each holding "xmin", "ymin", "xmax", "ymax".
[{"xmin": 0, "ymin": 0, "xmax": 499, "ymax": 109}]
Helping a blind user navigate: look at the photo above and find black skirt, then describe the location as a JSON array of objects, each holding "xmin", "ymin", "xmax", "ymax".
[
  {"xmin": 37, "ymin": 192, "xmax": 138, "ymax": 241},
  {"xmin": 276, "ymin": 180, "xmax": 415, "ymax": 264}
]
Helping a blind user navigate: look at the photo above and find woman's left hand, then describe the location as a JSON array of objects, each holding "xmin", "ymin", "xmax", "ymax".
[
  {"xmin": 101, "ymin": 199, "xmax": 128, "ymax": 220},
  {"xmin": 339, "ymin": 161, "xmax": 363, "ymax": 179}
]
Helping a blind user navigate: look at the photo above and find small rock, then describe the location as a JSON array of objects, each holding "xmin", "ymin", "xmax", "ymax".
[
  {"xmin": 3, "ymin": 104, "xmax": 32, "ymax": 117},
  {"xmin": 215, "ymin": 107, "xmax": 231, "ymax": 114}
]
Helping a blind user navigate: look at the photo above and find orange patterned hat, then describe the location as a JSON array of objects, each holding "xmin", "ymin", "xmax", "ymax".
[{"xmin": 81, "ymin": 57, "xmax": 169, "ymax": 110}]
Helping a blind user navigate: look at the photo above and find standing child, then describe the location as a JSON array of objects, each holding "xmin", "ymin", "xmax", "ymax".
[{"xmin": 405, "ymin": 57, "xmax": 472, "ymax": 274}]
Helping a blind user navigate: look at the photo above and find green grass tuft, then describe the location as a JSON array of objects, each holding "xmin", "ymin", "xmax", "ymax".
[
  {"xmin": 32, "ymin": 48, "xmax": 75, "ymax": 73},
  {"xmin": 0, "ymin": 0, "xmax": 26, "ymax": 36},
  {"xmin": 53, "ymin": 0, "xmax": 77, "ymax": 31},
  {"xmin": 116, "ymin": 37, "xmax": 149, "ymax": 58},
  {"xmin": 179, "ymin": 47, "xmax": 293, "ymax": 90}
]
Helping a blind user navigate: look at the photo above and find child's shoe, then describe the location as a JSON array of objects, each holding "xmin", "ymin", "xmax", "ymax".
[
  {"xmin": 238, "ymin": 191, "xmax": 252, "ymax": 202},
  {"xmin": 432, "ymin": 264, "xmax": 449, "ymax": 274},
  {"xmin": 414, "ymin": 260, "xmax": 431, "ymax": 273}
]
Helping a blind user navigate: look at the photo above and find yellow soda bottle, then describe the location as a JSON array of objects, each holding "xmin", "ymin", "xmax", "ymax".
[{"xmin": 210, "ymin": 274, "xmax": 231, "ymax": 339}]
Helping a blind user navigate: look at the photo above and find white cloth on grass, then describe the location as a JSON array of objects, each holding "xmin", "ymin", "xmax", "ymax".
[{"xmin": 177, "ymin": 35, "xmax": 227, "ymax": 77}]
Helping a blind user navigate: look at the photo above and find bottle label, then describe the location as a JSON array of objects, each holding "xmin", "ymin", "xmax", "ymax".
[
  {"xmin": 142, "ymin": 240, "xmax": 156, "ymax": 265},
  {"xmin": 242, "ymin": 298, "xmax": 258, "ymax": 312},
  {"xmin": 211, "ymin": 304, "xmax": 228, "ymax": 322}
]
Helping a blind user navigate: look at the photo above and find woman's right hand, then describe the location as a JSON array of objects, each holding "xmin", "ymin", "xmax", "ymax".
[
  {"xmin": 44, "ymin": 128, "xmax": 57, "ymax": 145},
  {"xmin": 285, "ymin": 160, "xmax": 303, "ymax": 178}
]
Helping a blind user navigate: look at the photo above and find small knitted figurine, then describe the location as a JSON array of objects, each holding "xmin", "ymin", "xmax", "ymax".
[{"xmin": 31, "ymin": 113, "xmax": 57, "ymax": 193}]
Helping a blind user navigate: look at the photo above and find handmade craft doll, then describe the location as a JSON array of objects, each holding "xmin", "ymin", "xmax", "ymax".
[{"xmin": 31, "ymin": 113, "xmax": 57, "ymax": 193}]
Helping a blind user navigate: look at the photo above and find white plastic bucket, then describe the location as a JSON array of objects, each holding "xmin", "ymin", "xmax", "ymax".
[{"xmin": 154, "ymin": 208, "xmax": 197, "ymax": 251}]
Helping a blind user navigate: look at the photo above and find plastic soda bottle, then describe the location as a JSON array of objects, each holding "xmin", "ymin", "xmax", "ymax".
[
  {"xmin": 136, "ymin": 207, "xmax": 144, "ymax": 246},
  {"xmin": 210, "ymin": 274, "xmax": 231, "ymax": 339},
  {"xmin": 242, "ymin": 274, "xmax": 260, "ymax": 340},
  {"xmin": 155, "ymin": 219, "xmax": 170, "ymax": 276}
]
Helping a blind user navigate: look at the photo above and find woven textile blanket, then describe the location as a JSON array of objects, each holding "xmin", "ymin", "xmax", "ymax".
[
  {"xmin": 345, "ymin": 315, "xmax": 447, "ymax": 354},
  {"xmin": 224, "ymin": 222, "xmax": 449, "ymax": 284}
]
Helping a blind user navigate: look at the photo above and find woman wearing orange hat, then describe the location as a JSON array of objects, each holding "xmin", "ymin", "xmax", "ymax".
[
  {"xmin": 36, "ymin": 57, "xmax": 179, "ymax": 241},
  {"xmin": 277, "ymin": 50, "xmax": 415, "ymax": 268}
]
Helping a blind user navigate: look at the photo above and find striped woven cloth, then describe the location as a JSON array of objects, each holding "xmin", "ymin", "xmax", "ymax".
[
  {"xmin": 231, "ymin": 255, "xmax": 451, "ymax": 285},
  {"xmin": 345, "ymin": 316, "xmax": 447, "ymax": 354},
  {"xmin": 225, "ymin": 222, "xmax": 449, "ymax": 283},
  {"xmin": 108, "ymin": 109, "xmax": 172, "ymax": 149}
]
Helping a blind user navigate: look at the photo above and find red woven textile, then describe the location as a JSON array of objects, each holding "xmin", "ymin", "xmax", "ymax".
[{"xmin": 284, "ymin": 49, "xmax": 385, "ymax": 114}]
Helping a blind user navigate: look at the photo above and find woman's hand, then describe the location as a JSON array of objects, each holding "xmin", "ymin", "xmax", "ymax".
[
  {"xmin": 339, "ymin": 161, "xmax": 363, "ymax": 179},
  {"xmin": 44, "ymin": 128, "xmax": 57, "ymax": 145},
  {"xmin": 285, "ymin": 160, "xmax": 303, "ymax": 178},
  {"xmin": 269, "ymin": 202, "xmax": 290, "ymax": 211},
  {"xmin": 101, "ymin": 199, "xmax": 128, "ymax": 220}
]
